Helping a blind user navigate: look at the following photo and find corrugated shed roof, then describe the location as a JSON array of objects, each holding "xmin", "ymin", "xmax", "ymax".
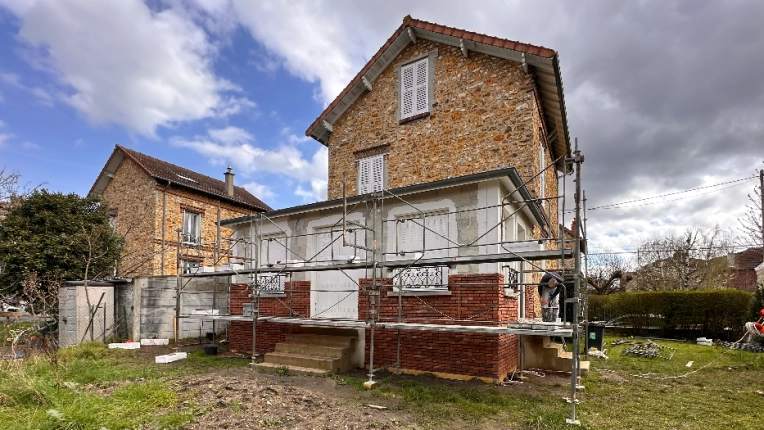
[{"xmin": 734, "ymin": 247, "xmax": 763, "ymax": 271}]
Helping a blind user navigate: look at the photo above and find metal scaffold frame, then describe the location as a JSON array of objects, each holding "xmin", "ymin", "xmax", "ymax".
[{"xmin": 177, "ymin": 145, "xmax": 588, "ymax": 425}]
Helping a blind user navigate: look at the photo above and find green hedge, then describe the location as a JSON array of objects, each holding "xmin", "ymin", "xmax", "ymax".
[{"xmin": 588, "ymin": 290, "xmax": 753, "ymax": 339}]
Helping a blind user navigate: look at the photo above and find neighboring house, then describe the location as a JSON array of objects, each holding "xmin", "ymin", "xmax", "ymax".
[
  {"xmin": 727, "ymin": 247, "xmax": 764, "ymax": 292},
  {"xmin": 217, "ymin": 17, "xmax": 576, "ymax": 381},
  {"xmin": 90, "ymin": 145, "xmax": 271, "ymax": 277}
]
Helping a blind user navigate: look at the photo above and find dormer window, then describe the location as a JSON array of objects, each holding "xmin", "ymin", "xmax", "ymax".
[{"xmin": 396, "ymin": 50, "xmax": 437, "ymax": 123}]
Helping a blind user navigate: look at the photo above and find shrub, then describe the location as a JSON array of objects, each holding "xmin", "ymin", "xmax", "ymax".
[{"xmin": 588, "ymin": 290, "xmax": 753, "ymax": 339}]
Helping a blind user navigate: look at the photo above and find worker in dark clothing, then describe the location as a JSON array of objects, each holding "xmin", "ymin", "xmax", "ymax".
[{"xmin": 537, "ymin": 272, "xmax": 563, "ymax": 322}]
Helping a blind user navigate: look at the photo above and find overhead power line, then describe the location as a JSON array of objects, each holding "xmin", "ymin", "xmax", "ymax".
[{"xmin": 585, "ymin": 176, "xmax": 755, "ymax": 211}]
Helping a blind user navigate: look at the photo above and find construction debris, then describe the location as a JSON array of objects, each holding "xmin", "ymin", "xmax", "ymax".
[{"xmin": 612, "ymin": 339, "xmax": 677, "ymax": 360}]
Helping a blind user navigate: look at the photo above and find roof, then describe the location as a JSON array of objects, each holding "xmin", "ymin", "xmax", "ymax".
[
  {"xmin": 90, "ymin": 145, "xmax": 272, "ymax": 212},
  {"xmin": 733, "ymin": 247, "xmax": 763, "ymax": 271},
  {"xmin": 221, "ymin": 165, "xmax": 546, "ymax": 229},
  {"xmin": 306, "ymin": 16, "xmax": 571, "ymax": 170}
]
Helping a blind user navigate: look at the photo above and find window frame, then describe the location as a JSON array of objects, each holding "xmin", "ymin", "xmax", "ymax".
[
  {"xmin": 395, "ymin": 49, "xmax": 437, "ymax": 124},
  {"xmin": 182, "ymin": 210, "xmax": 202, "ymax": 245}
]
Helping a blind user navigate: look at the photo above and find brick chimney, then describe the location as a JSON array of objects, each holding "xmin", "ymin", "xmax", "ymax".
[
  {"xmin": 224, "ymin": 166, "xmax": 234, "ymax": 197},
  {"xmin": 571, "ymin": 218, "xmax": 577, "ymax": 235}
]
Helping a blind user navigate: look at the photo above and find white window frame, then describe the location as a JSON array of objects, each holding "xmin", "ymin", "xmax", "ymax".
[
  {"xmin": 357, "ymin": 154, "xmax": 385, "ymax": 195},
  {"xmin": 182, "ymin": 210, "xmax": 201, "ymax": 245},
  {"xmin": 396, "ymin": 50, "xmax": 437, "ymax": 122}
]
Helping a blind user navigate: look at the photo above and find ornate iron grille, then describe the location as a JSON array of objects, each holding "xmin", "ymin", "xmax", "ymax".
[
  {"xmin": 254, "ymin": 274, "xmax": 284, "ymax": 292},
  {"xmin": 393, "ymin": 266, "xmax": 447, "ymax": 290},
  {"xmin": 505, "ymin": 267, "xmax": 520, "ymax": 289}
]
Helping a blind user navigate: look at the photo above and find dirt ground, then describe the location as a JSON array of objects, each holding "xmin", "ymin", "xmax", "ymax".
[
  {"xmin": 172, "ymin": 367, "xmax": 422, "ymax": 430},
  {"xmin": 163, "ymin": 352, "xmax": 573, "ymax": 430}
]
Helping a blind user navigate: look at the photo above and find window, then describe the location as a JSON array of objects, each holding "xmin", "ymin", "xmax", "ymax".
[
  {"xmin": 396, "ymin": 50, "xmax": 436, "ymax": 123},
  {"xmin": 393, "ymin": 212, "xmax": 449, "ymax": 290},
  {"xmin": 181, "ymin": 259, "xmax": 200, "ymax": 274},
  {"xmin": 108, "ymin": 214, "xmax": 117, "ymax": 230},
  {"xmin": 315, "ymin": 227, "xmax": 365, "ymax": 263},
  {"xmin": 182, "ymin": 210, "xmax": 201, "ymax": 245},
  {"xmin": 358, "ymin": 154, "xmax": 385, "ymax": 195},
  {"xmin": 396, "ymin": 212, "xmax": 449, "ymax": 259},
  {"xmin": 259, "ymin": 235, "xmax": 288, "ymax": 267}
]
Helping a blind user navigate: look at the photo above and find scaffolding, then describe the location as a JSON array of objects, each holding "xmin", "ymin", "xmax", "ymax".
[{"xmin": 177, "ymin": 144, "xmax": 588, "ymax": 425}]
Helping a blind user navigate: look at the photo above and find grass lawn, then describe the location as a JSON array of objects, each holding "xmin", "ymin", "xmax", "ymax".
[
  {"xmin": 1, "ymin": 335, "xmax": 762, "ymax": 429},
  {"xmin": 0, "ymin": 343, "xmax": 249, "ymax": 430},
  {"xmin": 337, "ymin": 335, "xmax": 764, "ymax": 429}
]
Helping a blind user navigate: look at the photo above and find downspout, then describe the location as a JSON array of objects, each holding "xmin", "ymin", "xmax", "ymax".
[{"xmin": 161, "ymin": 181, "xmax": 171, "ymax": 276}]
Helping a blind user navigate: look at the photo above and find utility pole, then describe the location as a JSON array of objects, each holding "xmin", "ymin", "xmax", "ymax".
[{"xmin": 566, "ymin": 138, "xmax": 584, "ymax": 426}]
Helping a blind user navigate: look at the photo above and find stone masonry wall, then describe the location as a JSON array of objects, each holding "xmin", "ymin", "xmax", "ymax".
[
  {"xmin": 153, "ymin": 186, "xmax": 256, "ymax": 276},
  {"xmin": 228, "ymin": 281, "xmax": 310, "ymax": 354},
  {"xmin": 326, "ymin": 39, "xmax": 560, "ymax": 242},
  {"xmin": 101, "ymin": 157, "xmax": 157, "ymax": 276},
  {"xmin": 358, "ymin": 274, "xmax": 519, "ymax": 380}
]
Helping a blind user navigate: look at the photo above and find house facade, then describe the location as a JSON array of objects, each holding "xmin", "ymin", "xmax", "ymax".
[
  {"xmin": 218, "ymin": 17, "xmax": 576, "ymax": 381},
  {"xmin": 90, "ymin": 145, "xmax": 271, "ymax": 277},
  {"xmin": 728, "ymin": 247, "xmax": 764, "ymax": 292}
]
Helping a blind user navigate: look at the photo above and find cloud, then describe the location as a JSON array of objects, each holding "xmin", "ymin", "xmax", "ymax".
[
  {"xmin": 240, "ymin": 180, "xmax": 275, "ymax": 202},
  {"xmin": 0, "ymin": 133, "xmax": 11, "ymax": 147},
  {"xmin": 21, "ymin": 141, "xmax": 38, "ymax": 150},
  {"xmin": 170, "ymin": 126, "xmax": 328, "ymax": 201},
  {"xmin": 0, "ymin": 72, "xmax": 54, "ymax": 106},
  {"xmin": 4, "ymin": 0, "xmax": 254, "ymax": 137},
  {"xmin": 0, "ymin": 119, "xmax": 4, "ymax": 127}
]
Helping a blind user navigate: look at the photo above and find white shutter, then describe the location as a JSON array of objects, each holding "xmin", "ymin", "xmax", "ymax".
[
  {"xmin": 425, "ymin": 213, "xmax": 448, "ymax": 258},
  {"xmin": 414, "ymin": 59, "xmax": 429, "ymax": 115},
  {"xmin": 315, "ymin": 228, "xmax": 333, "ymax": 263},
  {"xmin": 400, "ymin": 63, "xmax": 415, "ymax": 119},
  {"xmin": 358, "ymin": 154, "xmax": 384, "ymax": 195},
  {"xmin": 371, "ymin": 154, "xmax": 384, "ymax": 192},
  {"xmin": 260, "ymin": 236, "xmax": 287, "ymax": 267},
  {"xmin": 400, "ymin": 57, "xmax": 429, "ymax": 120}
]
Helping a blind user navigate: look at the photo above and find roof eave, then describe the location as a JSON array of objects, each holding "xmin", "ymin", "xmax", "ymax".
[{"xmin": 305, "ymin": 20, "xmax": 571, "ymax": 168}]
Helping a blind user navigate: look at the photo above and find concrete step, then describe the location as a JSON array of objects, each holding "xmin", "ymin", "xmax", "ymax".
[
  {"xmin": 263, "ymin": 351, "xmax": 338, "ymax": 371},
  {"xmin": 299, "ymin": 326, "xmax": 360, "ymax": 338},
  {"xmin": 255, "ymin": 362, "xmax": 331, "ymax": 376},
  {"xmin": 286, "ymin": 334, "xmax": 354, "ymax": 348},
  {"xmin": 275, "ymin": 342, "xmax": 346, "ymax": 358}
]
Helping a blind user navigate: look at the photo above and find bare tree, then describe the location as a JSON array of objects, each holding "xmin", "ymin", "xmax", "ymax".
[
  {"xmin": 635, "ymin": 225, "xmax": 734, "ymax": 290},
  {"xmin": 586, "ymin": 250, "xmax": 633, "ymax": 294},
  {"xmin": 738, "ymin": 170, "xmax": 763, "ymax": 248}
]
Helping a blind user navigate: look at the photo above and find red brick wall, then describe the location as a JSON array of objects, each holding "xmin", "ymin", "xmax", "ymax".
[
  {"xmin": 228, "ymin": 281, "xmax": 310, "ymax": 354},
  {"xmin": 358, "ymin": 273, "xmax": 520, "ymax": 379}
]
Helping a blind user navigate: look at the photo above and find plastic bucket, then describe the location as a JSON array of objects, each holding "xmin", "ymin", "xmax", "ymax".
[{"xmin": 203, "ymin": 344, "xmax": 218, "ymax": 356}]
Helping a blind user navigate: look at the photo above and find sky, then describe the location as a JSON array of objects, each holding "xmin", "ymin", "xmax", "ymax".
[{"xmin": 0, "ymin": 0, "xmax": 762, "ymax": 256}]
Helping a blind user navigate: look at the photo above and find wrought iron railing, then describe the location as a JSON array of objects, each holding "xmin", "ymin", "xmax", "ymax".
[
  {"xmin": 392, "ymin": 265, "xmax": 448, "ymax": 290},
  {"xmin": 254, "ymin": 274, "xmax": 285, "ymax": 292},
  {"xmin": 505, "ymin": 267, "xmax": 520, "ymax": 289}
]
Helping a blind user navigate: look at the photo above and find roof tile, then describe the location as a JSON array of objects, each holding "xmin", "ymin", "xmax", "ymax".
[{"xmin": 116, "ymin": 145, "xmax": 271, "ymax": 212}]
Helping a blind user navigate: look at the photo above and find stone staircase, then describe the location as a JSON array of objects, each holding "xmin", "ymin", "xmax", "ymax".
[
  {"xmin": 256, "ymin": 330, "xmax": 357, "ymax": 376},
  {"xmin": 522, "ymin": 336, "xmax": 590, "ymax": 376}
]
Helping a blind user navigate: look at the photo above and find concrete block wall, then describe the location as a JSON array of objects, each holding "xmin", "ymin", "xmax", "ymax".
[
  {"xmin": 228, "ymin": 281, "xmax": 310, "ymax": 354},
  {"xmin": 358, "ymin": 274, "xmax": 520, "ymax": 380}
]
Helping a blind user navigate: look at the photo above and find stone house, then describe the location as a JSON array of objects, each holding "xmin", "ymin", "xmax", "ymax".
[
  {"xmin": 216, "ymin": 17, "xmax": 578, "ymax": 382},
  {"xmin": 90, "ymin": 145, "xmax": 271, "ymax": 277}
]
